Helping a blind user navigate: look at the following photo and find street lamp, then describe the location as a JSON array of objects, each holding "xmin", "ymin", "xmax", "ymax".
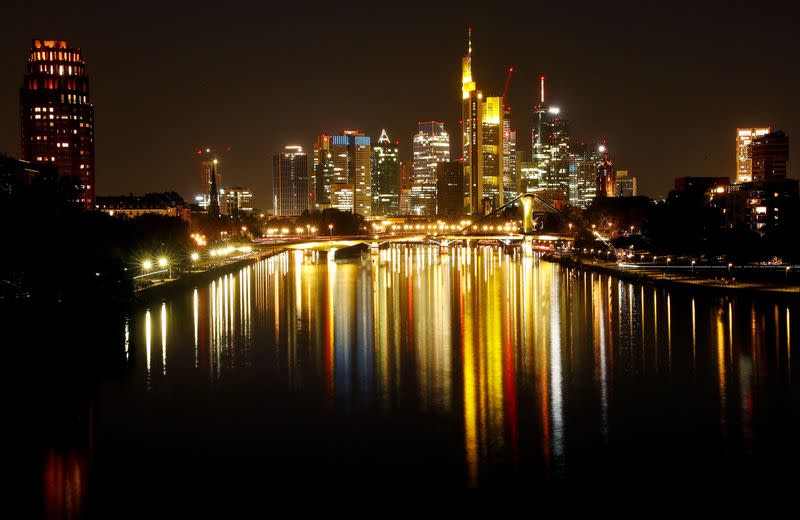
[
  {"xmin": 328, "ymin": 224, "xmax": 333, "ymax": 241},
  {"xmin": 191, "ymin": 252, "xmax": 199, "ymax": 262},
  {"xmin": 691, "ymin": 260, "xmax": 696, "ymax": 272},
  {"xmin": 143, "ymin": 260, "xmax": 152, "ymax": 271}
]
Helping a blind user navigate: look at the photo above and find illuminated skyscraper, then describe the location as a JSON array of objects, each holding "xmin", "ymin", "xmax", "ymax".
[
  {"xmin": 20, "ymin": 39, "xmax": 95, "ymax": 209},
  {"xmin": 481, "ymin": 95, "xmax": 504, "ymax": 210},
  {"xmin": 412, "ymin": 121, "xmax": 451, "ymax": 216},
  {"xmin": 330, "ymin": 131, "xmax": 371, "ymax": 215},
  {"xmin": 736, "ymin": 127, "xmax": 771, "ymax": 183},
  {"xmin": 371, "ymin": 129, "xmax": 400, "ymax": 216},
  {"xmin": 461, "ymin": 28, "xmax": 483, "ymax": 215},
  {"xmin": 530, "ymin": 76, "xmax": 570, "ymax": 198},
  {"xmin": 502, "ymin": 106, "xmax": 518, "ymax": 202},
  {"xmin": 312, "ymin": 134, "xmax": 333, "ymax": 209},
  {"xmin": 273, "ymin": 145, "xmax": 309, "ymax": 216}
]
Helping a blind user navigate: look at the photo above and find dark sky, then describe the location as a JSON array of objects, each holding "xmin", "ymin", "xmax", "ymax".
[{"xmin": 2, "ymin": 1, "xmax": 799, "ymax": 209}]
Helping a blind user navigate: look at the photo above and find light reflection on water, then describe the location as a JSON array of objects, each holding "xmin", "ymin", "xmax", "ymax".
[{"xmin": 123, "ymin": 244, "xmax": 798, "ymax": 488}]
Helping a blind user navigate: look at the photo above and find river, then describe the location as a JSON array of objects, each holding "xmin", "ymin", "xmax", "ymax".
[{"xmin": 33, "ymin": 244, "xmax": 800, "ymax": 513}]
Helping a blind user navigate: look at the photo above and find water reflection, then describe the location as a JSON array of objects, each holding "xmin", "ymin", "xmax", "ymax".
[{"xmin": 125, "ymin": 245, "xmax": 799, "ymax": 488}]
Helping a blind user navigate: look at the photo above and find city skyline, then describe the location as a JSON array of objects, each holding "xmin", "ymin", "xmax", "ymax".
[{"xmin": 1, "ymin": 4, "xmax": 799, "ymax": 210}]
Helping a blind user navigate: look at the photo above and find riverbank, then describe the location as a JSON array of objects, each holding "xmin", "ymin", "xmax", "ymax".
[
  {"xmin": 543, "ymin": 252, "xmax": 800, "ymax": 299},
  {"xmin": 135, "ymin": 248, "xmax": 286, "ymax": 303}
]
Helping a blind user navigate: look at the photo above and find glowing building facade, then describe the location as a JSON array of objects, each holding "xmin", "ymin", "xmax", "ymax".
[
  {"xmin": 371, "ymin": 129, "xmax": 400, "ymax": 216},
  {"xmin": 529, "ymin": 76, "xmax": 570, "ymax": 199},
  {"xmin": 481, "ymin": 95, "xmax": 504, "ymax": 210},
  {"xmin": 20, "ymin": 39, "xmax": 95, "ymax": 209},
  {"xmin": 330, "ymin": 131, "xmax": 371, "ymax": 216},
  {"xmin": 736, "ymin": 127, "xmax": 771, "ymax": 183},
  {"xmin": 312, "ymin": 134, "xmax": 334, "ymax": 209},
  {"xmin": 751, "ymin": 130, "xmax": 788, "ymax": 181},
  {"xmin": 502, "ymin": 106, "xmax": 518, "ymax": 202},
  {"xmin": 273, "ymin": 145, "xmax": 309, "ymax": 216},
  {"xmin": 461, "ymin": 28, "xmax": 483, "ymax": 215},
  {"xmin": 412, "ymin": 121, "xmax": 451, "ymax": 216}
]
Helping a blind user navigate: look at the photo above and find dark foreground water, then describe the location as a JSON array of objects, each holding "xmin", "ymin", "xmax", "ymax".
[{"xmin": 27, "ymin": 245, "xmax": 800, "ymax": 514}]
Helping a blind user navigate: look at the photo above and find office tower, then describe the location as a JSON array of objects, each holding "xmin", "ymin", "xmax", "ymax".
[
  {"xmin": 502, "ymin": 105, "xmax": 518, "ymax": 202},
  {"xmin": 272, "ymin": 145, "xmax": 309, "ymax": 216},
  {"xmin": 481, "ymin": 95, "xmax": 504, "ymax": 210},
  {"xmin": 595, "ymin": 141, "xmax": 616, "ymax": 197},
  {"xmin": 461, "ymin": 28, "xmax": 483, "ymax": 214},
  {"xmin": 751, "ymin": 130, "xmax": 789, "ymax": 181},
  {"xmin": 531, "ymin": 76, "xmax": 570, "ymax": 196},
  {"xmin": 312, "ymin": 134, "xmax": 333, "ymax": 209},
  {"xmin": 399, "ymin": 161, "xmax": 414, "ymax": 214},
  {"xmin": 436, "ymin": 161, "xmax": 465, "ymax": 217},
  {"xmin": 736, "ymin": 127, "xmax": 771, "ymax": 183},
  {"xmin": 20, "ymin": 39, "xmax": 95, "ymax": 209},
  {"xmin": 412, "ymin": 121, "xmax": 451, "ymax": 216},
  {"xmin": 371, "ymin": 129, "xmax": 400, "ymax": 216},
  {"xmin": 329, "ymin": 131, "xmax": 371, "ymax": 215},
  {"xmin": 567, "ymin": 141, "xmax": 598, "ymax": 208},
  {"xmin": 615, "ymin": 170, "xmax": 637, "ymax": 197},
  {"xmin": 208, "ymin": 159, "xmax": 220, "ymax": 218},
  {"xmin": 222, "ymin": 186, "xmax": 254, "ymax": 216}
]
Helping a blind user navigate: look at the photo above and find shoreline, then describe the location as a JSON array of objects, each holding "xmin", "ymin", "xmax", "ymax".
[
  {"xmin": 134, "ymin": 248, "xmax": 286, "ymax": 303},
  {"xmin": 542, "ymin": 253, "xmax": 800, "ymax": 300}
]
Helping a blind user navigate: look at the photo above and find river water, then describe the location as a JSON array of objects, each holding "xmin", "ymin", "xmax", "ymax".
[{"xmin": 34, "ymin": 245, "xmax": 800, "ymax": 513}]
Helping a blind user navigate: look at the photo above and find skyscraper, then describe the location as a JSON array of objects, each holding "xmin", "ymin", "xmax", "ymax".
[
  {"xmin": 273, "ymin": 145, "xmax": 309, "ymax": 216},
  {"xmin": 412, "ymin": 121, "xmax": 451, "ymax": 216},
  {"xmin": 329, "ymin": 131, "xmax": 371, "ymax": 216},
  {"xmin": 531, "ymin": 76, "xmax": 570, "ymax": 197},
  {"xmin": 481, "ymin": 95, "xmax": 504, "ymax": 210},
  {"xmin": 736, "ymin": 127, "xmax": 771, "ymax": 183},
  {"xmin": 371, "ymin": 129, "xmax": 400, "ymax": 216},
  {"xmin": 20, "ymin": 39, "xmax": 95, "ymax": 209},
  {"xmin": 436, "ymin": 161, "xmax": 464, "ymax": 217},
  {"xmin": 399, "ymin": 161, "xmax": 414, "ymax": 215},
  {"xmin": 502, "ymin": 106, "xmax": 518, "ymax": 203},
  {"xmin": 614, "ymin": 170, "xmax": 638, "ymax": 197},
  {"xmin": 751, "ymin": 130, "xmax": 789, "ymax": 181},
  {"xmin": 461, "ymin": 28, "xmax": 483, "ymax": 215},
  {"xmin": 311, "ymin": 134, "xmax": 334, "ymax": 209}
]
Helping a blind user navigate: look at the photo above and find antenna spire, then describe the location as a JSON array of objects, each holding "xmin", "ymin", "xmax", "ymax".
[
  {"xmin": 539, "ymin": 75, "xmax": 545, "ymax": 104},
  {"xmin": 467, "ymin": 27, "xmax": 472, "ymax": 56}
]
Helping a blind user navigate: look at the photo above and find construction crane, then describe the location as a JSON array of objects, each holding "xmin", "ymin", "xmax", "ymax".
[{"xmin": 502, "ymin": 67, "xmax": 514, "ymax": 107}]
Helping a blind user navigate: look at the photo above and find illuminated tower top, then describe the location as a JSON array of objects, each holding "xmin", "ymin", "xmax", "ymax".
[{"xmin": 462, "ymin": 27, "xmax": 476, "ymax": 99}]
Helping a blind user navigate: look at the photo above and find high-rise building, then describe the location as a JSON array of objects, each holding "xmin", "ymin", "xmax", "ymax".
[
  {"xmin": 371, "ymin": 129, "xmax": 400, "ymax": 216},
  {"xmin": 272, "ymin": 145, "xmax": 309, "ymax": 216},
  {"xmin": 751, "ymin": 130, "xmax": 789, "ymax": 181},
  {"xmin": 567, "ymin": 141, "xmax": 598, "ymax": 208},
  {"xmin": 399, "ymin": 161, "xmax": 414, "ymax": 215},
  {"xmin": 502, "ymin": 105, "xmax": 518, "ymax": 203},
  {"xmin": 531, "ymin": 76, "xmax": 570, "ymax": 196},
  {"xmin": 615, "ymin": 170, "xmax": 638, "ymax": 197},
  {"xmin": 221, "ymin": 186, "xmax": 254, "ymax": 216},
  {"xmin": 481, "ymin": 95, "xmax": 504, "ymax": 210},
  {"xmin": 311, "ymin": 134, "xmax": 334, "ymax": 209},
  {"xmin": 436, "ymin": 161, "xmax": 464, "ymax": 217},
  {"xmin": 736, "ymin": 127, "xmax": 771, "ymax": 183},
  {"xmin": 20, "ymin": 39, "xmax": 95, "ymax": 209},
  {"xmin": 329, "ymin": 131, "xmax": 371, "ymax": 215},
  {"xmin": 412, "ymin": 121, "xmax": 451, "ymax": 216},
  {"xmin": 461, "ymin": 28, "xmax": 483, "ymax": 215}
]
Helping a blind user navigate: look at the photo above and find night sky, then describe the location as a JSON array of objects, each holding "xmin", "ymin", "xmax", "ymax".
[{"xmin": 2, "ymin": 1, "xmax": 799, "ymax": 209}]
